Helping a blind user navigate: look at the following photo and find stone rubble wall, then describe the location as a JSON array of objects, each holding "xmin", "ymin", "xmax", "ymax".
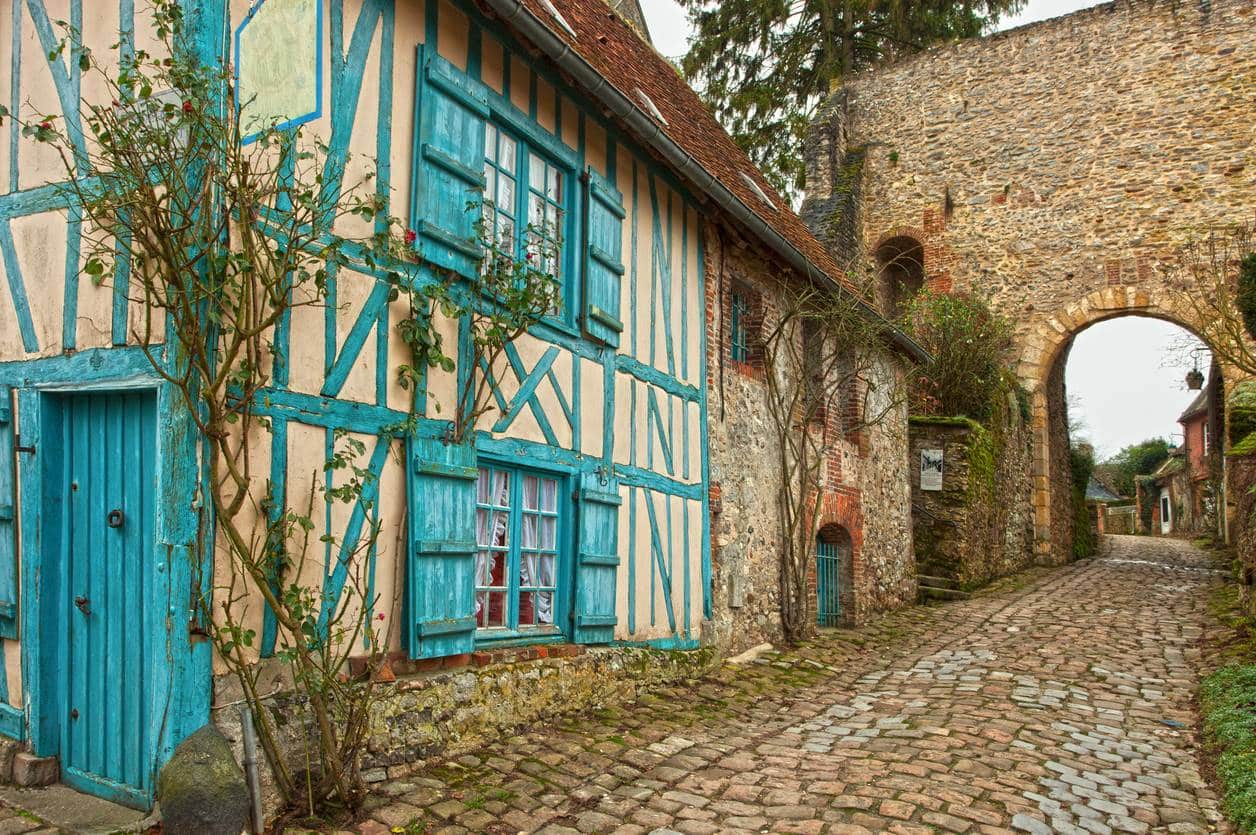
[
  {"xmin": 803, "ymin": 0, "xmax": 1256, "ymax": 563},
  {"xmin": 702, "ymin": 224, "xmax": 916, "ymax": 651},
  {"xmin": 211, "ymin": 644, "xmax": 717, "ymax": 812},
  {"xmin": 909, "ymin": 411, "xmax": 1035, "ymax": 589}
]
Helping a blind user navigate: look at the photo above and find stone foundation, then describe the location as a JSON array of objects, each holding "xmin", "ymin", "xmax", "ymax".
[{"xmin": 211, "ymin": 644, "xmax": 718, "ymax": 812}]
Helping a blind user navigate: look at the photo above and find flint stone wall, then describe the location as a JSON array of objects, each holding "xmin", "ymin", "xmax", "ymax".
[
  {"xmin": 212, "ymin": 644, "xmax": 717, "ymax": 813},
  {"xmin": 702, "ymin": 227, "xmax": 916, "ymax": 653}
]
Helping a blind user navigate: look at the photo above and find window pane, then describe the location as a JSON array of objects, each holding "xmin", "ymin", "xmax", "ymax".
[
  {"xmin": 540, "ymin": 516, "xmax": 556, "ymax": 550},
  {"xmin": 520, "ymin": 552, "xmax": 539, "ymax": 588},
  {"xmin": 499, "ymin": 133, "xmax": 516, "ymax": 169},
  {"xmin": 496, "ymin": 174, "xmax": 515, "ymax": 214},
  {"xmin": 522, "ymin": 515, "xmax": 538, "ymax": 549},
  {"xmin": 487, "ymin": 591, "xmax": 506, "ymax": 627},
  {"xmin": 523, "ymin": 476, "xmax": 539, "ymax": 510},
  {"xmin": 529, "ymin": 154, "xmax": 544, "ymax": 192},
  {"xmin": 518, "ymin": 592, "xmax": 536, "ymax": 626},
  {"xmin": 537, "ymin": 592, "xmax": 554, "ymax": 624},
  {"xmin": 539, "ymin": 554, "xmax": 555, "ymax": 587},
  {"xmin": 496, "ymin": 215, "xmax": 515, "ymax": 252},
  {"xmin": 541, "ymin": 478, "xmax": 557, "ymax": 511}
]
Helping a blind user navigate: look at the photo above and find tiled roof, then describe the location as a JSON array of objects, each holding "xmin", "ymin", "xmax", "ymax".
[
  {"xmin": 1177, "ymin": 389, "xmax": 1208, "ymax": 423},
  {"xmin": 511, "ymin": 0, "xmax": 865, "ymax": 297}
]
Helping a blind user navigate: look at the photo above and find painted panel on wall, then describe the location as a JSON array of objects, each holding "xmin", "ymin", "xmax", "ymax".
[{"xmin": 235, "ymin": 0, "xmax": 323, "ymax": 141}]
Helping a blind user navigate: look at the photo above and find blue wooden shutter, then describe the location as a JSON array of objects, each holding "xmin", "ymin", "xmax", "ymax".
[
  {"xmin": 412, "ymin": 46, "xmax": 489, "ymax": 279},
  {"xmin": 572, "ymin": 470, "xmax": 620, "ymax": 643},
  {"xmin": 0, "ymin": 387, "xmax": 15, "ymax": 638},
  {"xmin": 582, "ymin": 169, "xmax": 626, "ymax": 347},
  {"xmin": 405, "ymin": 438, "xmax": 478, "ymax": 659}
]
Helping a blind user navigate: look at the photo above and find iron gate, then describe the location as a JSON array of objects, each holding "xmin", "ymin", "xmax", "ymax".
[{"xmin": 816, "ymin": 536, "xmax": 842, "ymax": 627}]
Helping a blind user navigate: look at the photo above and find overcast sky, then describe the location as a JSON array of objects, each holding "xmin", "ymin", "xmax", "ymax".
[{"xmin": 637, "ymin": 0, "xmax": 1205, "ymax": 461}]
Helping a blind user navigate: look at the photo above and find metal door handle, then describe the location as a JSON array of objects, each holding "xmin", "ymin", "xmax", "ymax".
[{"xmin": 74, "ymin": 595, "xmax": 90, "ymax": 616}]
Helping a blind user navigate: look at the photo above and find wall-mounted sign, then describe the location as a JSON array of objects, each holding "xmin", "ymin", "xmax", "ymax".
[
  {"xmin": 235, "ymin": 0, "xmax": 323, "ymax": 144},
  {"xmin": 920, "ymin": 449, "xmax": 943, "ymax": 491}
]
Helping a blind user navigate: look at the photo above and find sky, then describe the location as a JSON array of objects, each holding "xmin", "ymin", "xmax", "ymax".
[
  {"xmin": 1065, "ymin": 319, "xmax": 1210, "ymax": 460},
  {"xmin": 636, "ymin": 0, "xmax": 1200, "ymax": 462}
]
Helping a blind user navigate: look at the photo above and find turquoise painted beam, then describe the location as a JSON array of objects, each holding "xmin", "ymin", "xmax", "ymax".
[
  {"xmin": 491, "ymin": 345, "xmax": 559, "ymax": 437},
  {"xmin": 0, "ymin": 219, "xmax": 38, "ymax": 352},
  {"xmin": 644, "ymin": 491, "xmax": 676, "ymax": 634},
  {"xmin": 318, "ymin": 434, "xmax": 393, "ymax": 632},
  {"xmin": 322, "ymin": 279, "xmax": 393, "ymax": 398}
]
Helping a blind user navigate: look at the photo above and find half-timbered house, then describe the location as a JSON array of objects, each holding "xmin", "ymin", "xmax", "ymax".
[{"xmin": 0, "ymin": 0, "xmax": 922, "ymax": 809}]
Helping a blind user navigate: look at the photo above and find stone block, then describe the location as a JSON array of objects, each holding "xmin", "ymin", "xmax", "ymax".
[
  {"xmin": 0, "ymin": 738, "xmax": 20, "ymax": 784},
  {"xmin": 12, "ymin": 752, "xmax": 58, "ymax": 787}
]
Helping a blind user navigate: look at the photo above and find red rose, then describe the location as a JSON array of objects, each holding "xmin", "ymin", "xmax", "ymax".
[
  {"xmin": 39, "ymin": 121, "xmax": 51, "ymax": 129},
  {"xmin": 182, "ymin": 101, "xmax": 193, "ymax": 113},
  {"xmin": 404, "ymin": 229, "xmax": 417, "ymax": 245}
]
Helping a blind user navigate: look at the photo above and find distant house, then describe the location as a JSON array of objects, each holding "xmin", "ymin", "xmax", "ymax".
[
  {"xmin": 1085, "ymin": 477, "xmax": 1122, "ymax": 536},
  {"xmin": 1176, "ymin": 369, "xmax": 1224, "ymax": 539}
]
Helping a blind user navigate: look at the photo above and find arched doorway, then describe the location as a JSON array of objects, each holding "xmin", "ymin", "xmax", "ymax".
[
  {"xmin": 874, "ymin": 235, "xmax": 924, "ymax": 319},
  {"xmin": 815, "ymin": 525, "xmax": 853, "ymax": 627},
  {"xmin": 1021, "ymin": 287, "xmax": 1229, "ymax": 560}
]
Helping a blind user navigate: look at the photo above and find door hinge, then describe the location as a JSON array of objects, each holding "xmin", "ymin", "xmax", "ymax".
[{"xmin": 14, "ymin": 435, "xmax": 33, "ymax": 455}]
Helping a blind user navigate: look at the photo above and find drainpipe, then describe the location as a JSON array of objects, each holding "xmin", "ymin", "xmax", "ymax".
[
  {"xmin": 481, "ymin": 0, "xmax": 930, "ymax": 365},
  {"xmin": 239, "ymin": 705, "xmax": 264, "ymax": 834}
]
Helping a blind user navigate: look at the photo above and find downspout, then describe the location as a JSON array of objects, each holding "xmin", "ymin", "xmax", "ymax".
[{"xmin": 482, "ymin": 0, "xmax": 930, "ymax": 365}]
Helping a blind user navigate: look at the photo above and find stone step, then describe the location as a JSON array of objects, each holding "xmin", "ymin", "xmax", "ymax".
[
  {"xmin": 918, "ymin": 584, "xmax": 971, "ymax": 602},
  {"xmin": 916, "ymin": 574, "xmax": 961, "ymax": 590}
]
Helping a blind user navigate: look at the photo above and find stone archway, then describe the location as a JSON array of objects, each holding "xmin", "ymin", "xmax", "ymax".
[{"xmin": 1018, "ymin": 285, "xmax": 1225, "ymax": 560}]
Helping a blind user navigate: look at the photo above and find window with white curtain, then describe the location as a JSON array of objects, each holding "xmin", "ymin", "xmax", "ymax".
[{"xmin": 474, "ymin": 464, "xmax": 562, "ymax": 636}]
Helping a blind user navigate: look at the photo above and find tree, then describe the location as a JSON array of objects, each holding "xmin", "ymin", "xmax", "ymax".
[
  {"xmin": 677, "ymin": 0, "xmax": 1024, "ymax": 195},
  {"xmin": 1094, "ymin": 438, "xmax": 1171, "ymax": 498},
  {"xmin": 902, "ymin": 290, "xmax": 1013, "ymax": 423},
  {"xmin": 757, "ymin": 282, "xmax": 902, "ymax": 642},
  {"xmin": 1178, "ymin": 223, "xmax": 1256, "ymax": 378}
]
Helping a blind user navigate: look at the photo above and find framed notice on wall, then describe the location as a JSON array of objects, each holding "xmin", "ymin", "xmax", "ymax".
[{"xmin": 920, "ymin": 449, "xmax": 944, "ymax": 491}]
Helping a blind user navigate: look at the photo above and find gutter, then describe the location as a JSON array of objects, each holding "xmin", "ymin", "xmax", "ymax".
[{"xmin": 482, "ymin": 0, "xmax": 931, "ymax": 365}]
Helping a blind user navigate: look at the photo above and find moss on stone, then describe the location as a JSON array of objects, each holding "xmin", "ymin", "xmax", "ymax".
[{"xmin": 1231, "ymin": 430, "xmax": 1256, "ymax": 457}]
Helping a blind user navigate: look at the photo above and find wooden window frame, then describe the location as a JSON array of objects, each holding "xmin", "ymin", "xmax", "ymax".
[
  {"xmin": 473, "ymin": 462, "xmax": 568, "ymax": 643},
  {"xmin": 481, "ymin": 119, "xmax": 575, "ymax": 328}
]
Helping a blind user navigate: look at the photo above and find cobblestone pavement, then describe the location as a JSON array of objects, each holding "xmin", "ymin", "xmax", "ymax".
[{"xmin": 359, "ymin": 535, "xmax": 1232, "ymax": 835}]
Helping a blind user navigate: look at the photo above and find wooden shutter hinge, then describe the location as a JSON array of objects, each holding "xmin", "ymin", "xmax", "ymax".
[{"xmin": 14, "ymin": 435, "xmax": 34, "ymax": 455}]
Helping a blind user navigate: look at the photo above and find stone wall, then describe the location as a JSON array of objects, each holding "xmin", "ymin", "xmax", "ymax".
[
  {"xmin": 909, "ymin": 409, "xmax": 1034, "ymax": 589},
  {"xmin": 803, "ymin": 0, "xmax": 1256, "ymax": 561},
  {"xmin": 702, "ymin": 224, "xmax": 916, "ymax": 651}
]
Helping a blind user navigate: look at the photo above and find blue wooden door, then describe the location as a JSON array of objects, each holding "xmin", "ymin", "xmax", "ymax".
[
  {"xmin": 57, "ymin": 391, "xmax": 160, "ymax": 808},
  {"xmin": 816, "ymin": 536, "xmax": 841, "ymax": 627}
]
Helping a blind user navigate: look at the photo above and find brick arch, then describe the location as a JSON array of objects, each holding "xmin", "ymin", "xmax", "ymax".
[
  {"xmin": 872, "ymin": 226, "xmax": 929, "ymax": 253},
  {"xmin": 808, "ymin": 489, "xmax": 864, "ymax": 625},
  {"xmin": 1016, "ymin": 285, "xmax": 1218, "ymax": 559}
]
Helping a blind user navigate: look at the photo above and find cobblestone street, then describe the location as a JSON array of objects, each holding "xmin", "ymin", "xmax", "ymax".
[{"xmin": 360, "ymin": 536, "xmax": 1232, "ymax": 835}]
